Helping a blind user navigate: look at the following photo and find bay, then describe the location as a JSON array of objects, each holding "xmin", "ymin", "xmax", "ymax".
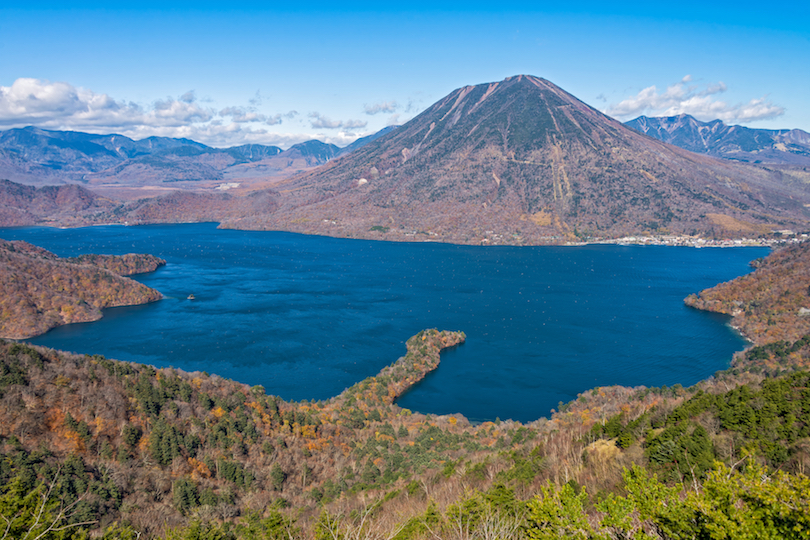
[{"xmin": 0, "ymin": 223, "xmax": 767, "ymax": 423}]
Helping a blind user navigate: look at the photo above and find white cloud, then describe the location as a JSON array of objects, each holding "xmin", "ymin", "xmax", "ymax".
[
  {"xmin": 308, "ymin": 112, "xmax": 367, "ymax": 130},
  {"xmin": 605, "ymin": 76, "xmax": 784, "ymax": 124},
  {"xmin": 0, "ymin": 78, "xmax": 331, "ymax": 148},
  {"xmin": 364, "ymin": 101, "xmax": 398, "ymax": 115},
  {"xmin": 0, "ymin": 78, "xmax": 213, "ymax": 129},
  {"xmin": 342, "ymin": 119, "xmax": 368, "ymax": 129},
  {"xmin": 179, "ymin": 90, "xmax": 197, "ymax": 104}
]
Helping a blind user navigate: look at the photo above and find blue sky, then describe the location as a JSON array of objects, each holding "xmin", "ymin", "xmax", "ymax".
[{"xmin": 1, "ymin": 1, "xmax": 808, "ymax": 148}]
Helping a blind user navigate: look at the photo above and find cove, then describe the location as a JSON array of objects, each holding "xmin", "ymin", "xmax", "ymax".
[{"xmin": 0, "ymin": 223, "xmax": 767, "ymax": 423}]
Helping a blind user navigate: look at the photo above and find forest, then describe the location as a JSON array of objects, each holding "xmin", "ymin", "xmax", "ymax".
[
  {"xmin": 1, "ymin": 242, "xmax": 810, "ymax": 538},
  {"xmin": 0, "ymin": 239, "xmax": 164, "ymax": 339}
]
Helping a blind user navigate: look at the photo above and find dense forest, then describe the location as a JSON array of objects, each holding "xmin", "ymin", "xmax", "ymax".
[
  {"xmin": 0, "ymin": 239, "xmax": 164, "ymax": 339},
  {"xmin": 1, "ymin": 243, "xmax": 810, "ymax": 538}
]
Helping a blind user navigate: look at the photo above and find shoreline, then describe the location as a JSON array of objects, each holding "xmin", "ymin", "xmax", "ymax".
[
  {"xmin": 0, "ymin": 223, "xmax": 782, "ymax": 424},
  {"xmin": 3, "ymin": 220, "xmax": 808, "ymax": 250}
]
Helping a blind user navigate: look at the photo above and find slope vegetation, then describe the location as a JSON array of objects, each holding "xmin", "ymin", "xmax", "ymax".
[
  {"xmin": 686, "ymin": 241, "xmax": 810, "ymax": 346},
  {"xmin": 1, "ymin": 327, "xmax": 809, "ymax": 539}
]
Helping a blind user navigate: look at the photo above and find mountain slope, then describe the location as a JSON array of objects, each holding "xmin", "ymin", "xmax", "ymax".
[
  {"xmin": 227, "ymin": 75, "xmax": 810, "ymax": 243},
  {"xmin": 0, "ymin": 179, "xmax": 119, "ymax": 226},
  {"xmin": 625, "ymin": 114, "xmax": 810, "ymax": 165},
  {"xmin": 0, "ymin": 127, "xmax": 388, "ymax": 197},
  {"xmin": 335, "ymin": 125, "xmax": 399, "ymax": 157}
]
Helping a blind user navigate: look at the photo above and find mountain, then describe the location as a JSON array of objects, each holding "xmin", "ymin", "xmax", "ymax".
[
  {"xmin": 0, "ymin": 126, "xmax": 389, "ymax": 198},
  {"xmin": 625, "ymin": 114, "xmax": 810, "ymax": 165},
  {"xmin": 226, "ymin": 75, "xmax": 810, "ymax": 243},
  {"xmin": 3, "ymin": 79, "xmax": 810, "ymax": 242},
  {"xmin": 335, "ymin": 125, "xmax": 399, "ymax": 157},
  {"xmin": 0, "ymin": 179, "xmax": 119, "ymax": 226},
  {"xmin": 0, "ymin": 126, "xmax": 293, "ymax": 197},
  {"xmin": 261, "ymin": 139, "xmax": 339, "ymax": 169},
  {"xmin": 0, "ymin": 126, "xmax": 212, "ymax": 183}
]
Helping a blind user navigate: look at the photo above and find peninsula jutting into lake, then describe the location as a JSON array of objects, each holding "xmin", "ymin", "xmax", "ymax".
[{"xmin": 0, "ymin": 222, "xmax": 766, "ymax": 423}]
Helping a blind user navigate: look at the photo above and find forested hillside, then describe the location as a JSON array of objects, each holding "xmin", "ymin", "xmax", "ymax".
[
  {"xmin": 0, "ymin": 239, "xmax": 164, "ymax": 339},
  {"xmin": 686, "ymin": 240, "xmax": 810, "ymax": 349},
  {"xmin": 1, "ymin": 321, "xmax": 809, "ymax": 539}
]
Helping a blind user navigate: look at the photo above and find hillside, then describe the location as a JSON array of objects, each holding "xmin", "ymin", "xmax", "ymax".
[
  {"xmin": 0, "ymin": 239, "xmax": 165, "ymax": 338},
  {"xmin": 0, "ymin": 179, "xmax": 120, "ymax": 226},
  {"xmin": 0, "ymin": 127, "xmax": 383, "ymax": 199},
  {"xmin": 1, "ymin": 327, "xmax": 809, "ymax": 539},
  {"xmin": 626, "ymin": 114, "xmax": 810, "ymax": 166},
  {"xmin": 686, "ymin": 240, "xmax": 810, "ymax": 349},
  {"xmin": 0, "ymin": 179, "xmax": 282, "ymax": 227},
  {"xmin": 226, "ymin": 75, "xmax": 810, "ymax": 244}
]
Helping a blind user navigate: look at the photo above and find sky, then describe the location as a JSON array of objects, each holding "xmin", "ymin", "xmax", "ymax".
[{"xmin": 1, "ymin": 1, "xmax": 808, "ymax": 149}]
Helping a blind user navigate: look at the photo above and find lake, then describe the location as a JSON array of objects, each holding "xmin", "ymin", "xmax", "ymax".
[{"xmin": 0, "ymin": 223, "xmax": 767, "ymax": 423}]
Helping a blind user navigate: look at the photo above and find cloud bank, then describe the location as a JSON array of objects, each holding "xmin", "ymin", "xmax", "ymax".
[
  {"xmin": 0, "ymin": 78, "xmax": 213, "ymax": 128},
  {"xmin": 0, "ymin": 78, "xmax": 366, "ymax": 148},
  {"xmin": 606, "ymin": 76, "xmax": 784, "ymax": 124}
]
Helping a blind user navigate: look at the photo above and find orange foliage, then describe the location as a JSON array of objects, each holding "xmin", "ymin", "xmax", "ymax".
[{"xmin": 188, "ymin": 457, "xmax": 212, "ymax": 479}]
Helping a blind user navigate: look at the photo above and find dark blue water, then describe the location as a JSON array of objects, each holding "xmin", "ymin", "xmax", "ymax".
[{"xmin": 0, "ymin": 224, "xmax": 767, "ymax": 423}]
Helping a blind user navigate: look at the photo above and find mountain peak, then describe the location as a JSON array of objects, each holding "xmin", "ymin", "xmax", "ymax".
[{"xmin": 233, "ymin": 77, "xmax": 810, "ymax": 242}]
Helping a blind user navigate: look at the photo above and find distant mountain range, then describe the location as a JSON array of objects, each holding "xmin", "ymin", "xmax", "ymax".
[
  {"xmin": 1, "ymin": 77, "xmax": 809, "ymax": 242},
  {"xmin": 229, "ymin": 75, "xmax": 810, "ymax": 242},
  {"xmin": 0, "ymin": 126, "xmax": 391, "ymax": 198},
  {"xmin": 625, "ymin": 114, "xmax": 810, "ymax": 165}
]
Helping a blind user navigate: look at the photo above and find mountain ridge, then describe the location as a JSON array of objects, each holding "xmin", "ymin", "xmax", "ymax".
[
  {"xmin": 0, "ymin": 126, "xmax": 387, "ymax": 198},
  {"xmin": 625, "ymin": 114, "xmax": 810, "ymax": 165}
]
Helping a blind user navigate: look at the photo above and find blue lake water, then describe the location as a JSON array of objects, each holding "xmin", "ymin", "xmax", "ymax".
[{"xmin": 0, "ymin": 223, "xmax": 767, "ymax": 423}]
